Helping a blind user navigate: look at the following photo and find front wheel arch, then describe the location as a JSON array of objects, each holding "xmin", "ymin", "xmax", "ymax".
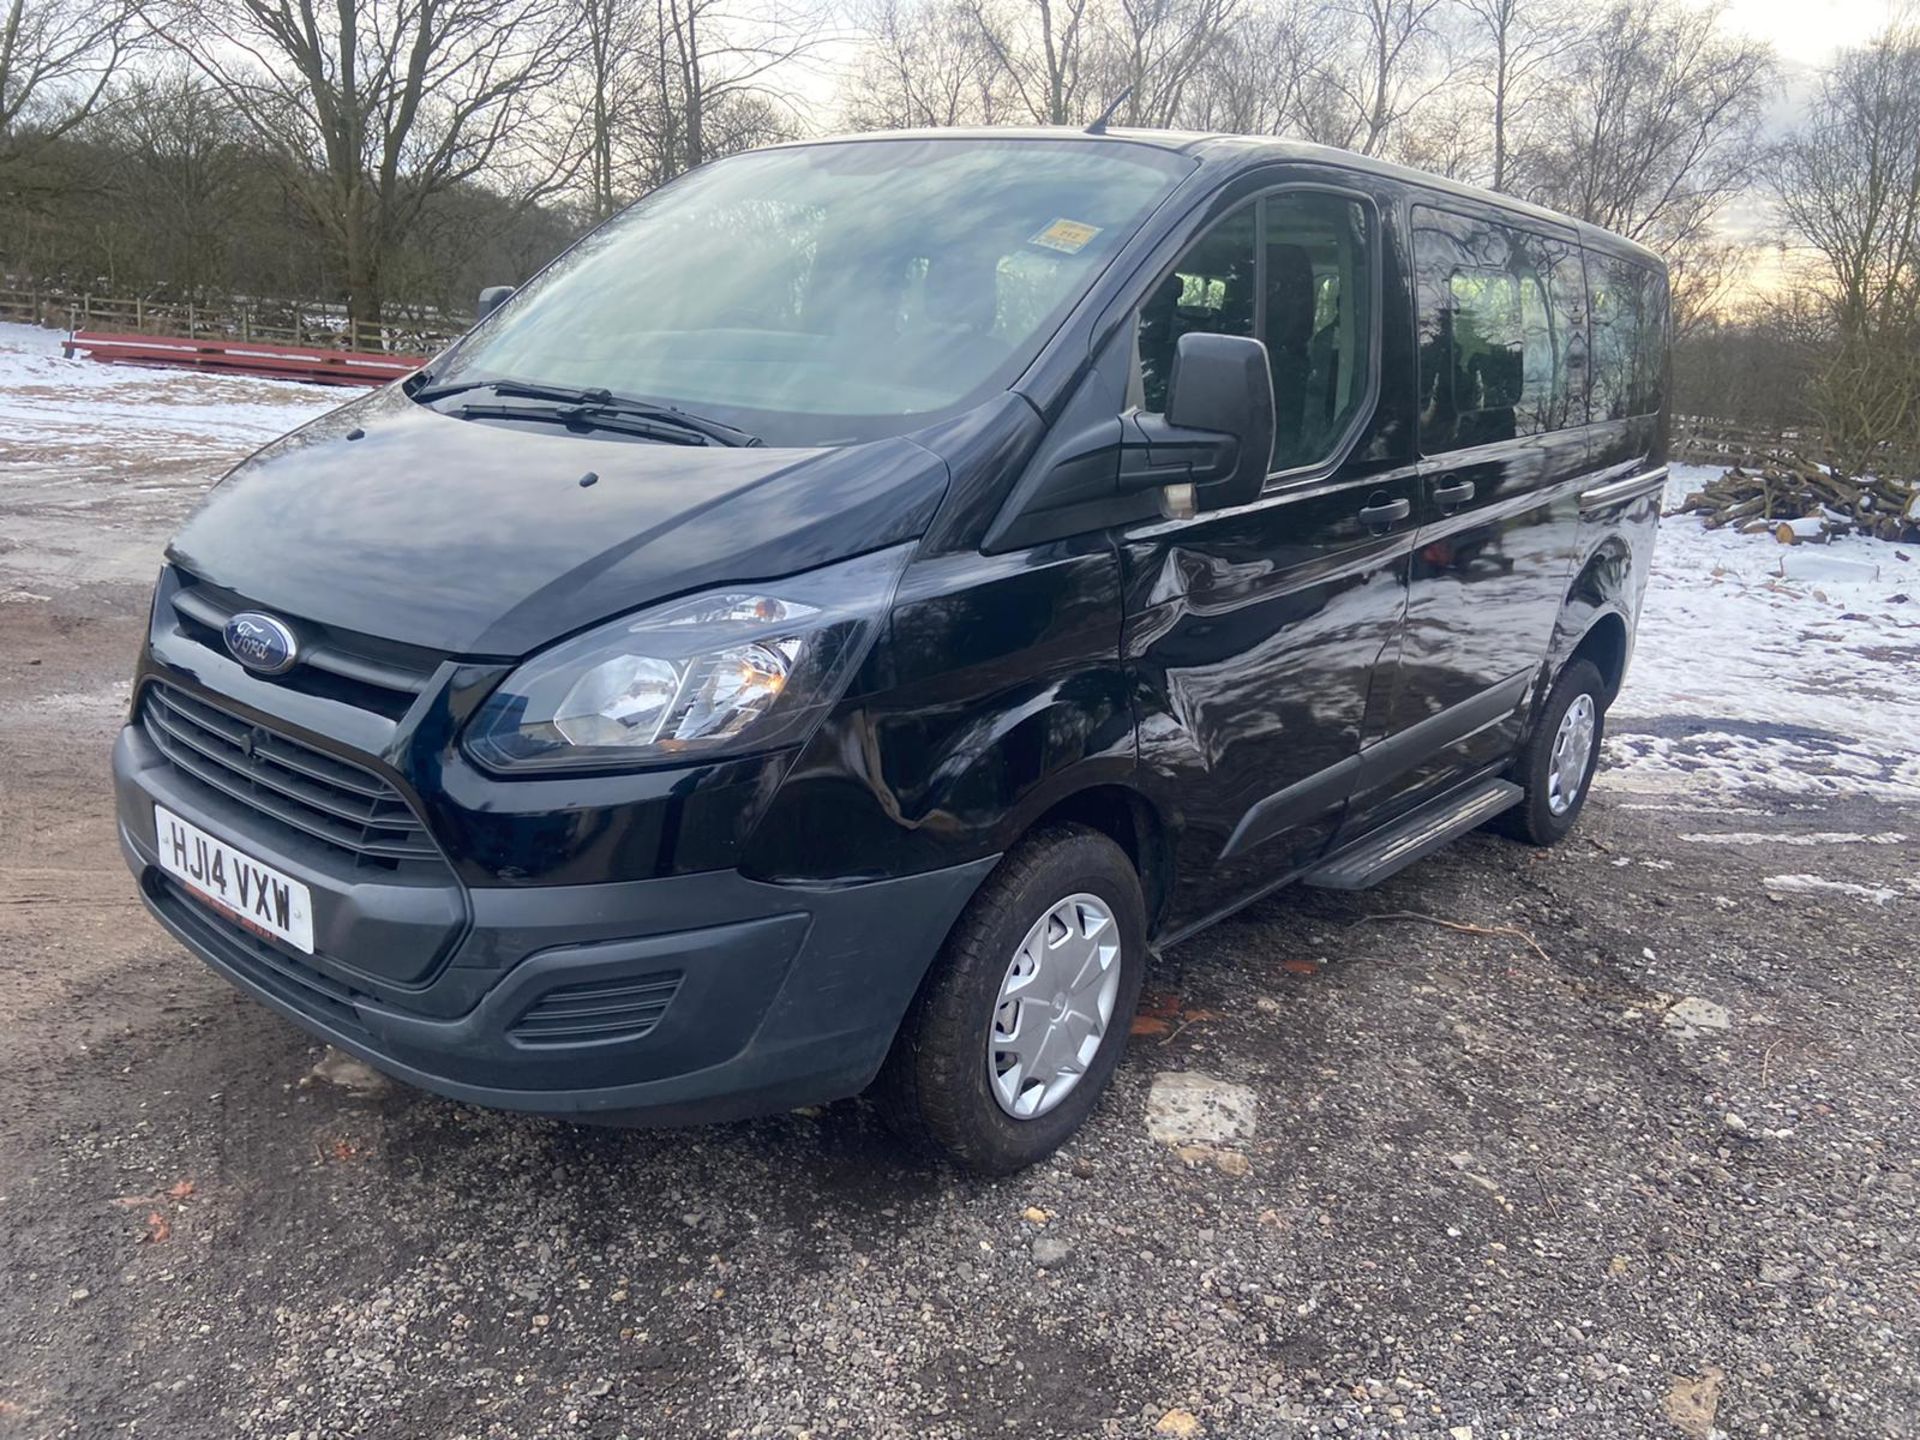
[{"xmin": 871, "ymin": 822, "xmax": 1150, "ymax": 1173}]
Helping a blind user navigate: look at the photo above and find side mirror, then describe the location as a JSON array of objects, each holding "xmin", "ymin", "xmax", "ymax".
[
  {"xmin": 475, "ymin": 285, "xmax": 515, "ymax": 324},
  {"xmin": 1125, "ymin": 332, "xmax": 1275, "ymax": 514}
]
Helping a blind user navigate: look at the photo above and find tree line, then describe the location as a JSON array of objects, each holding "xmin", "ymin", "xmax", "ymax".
[{"xmin": 1, "ymin": 0, "xmax": 1917, "ymax": 469}]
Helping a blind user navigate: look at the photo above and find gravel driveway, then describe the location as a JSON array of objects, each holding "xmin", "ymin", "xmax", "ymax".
[{"xmin": 2, "ymin": 346, "xmax": 1916, "ymax": 1438}]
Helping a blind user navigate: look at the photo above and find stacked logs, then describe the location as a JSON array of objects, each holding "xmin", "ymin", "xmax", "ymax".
[{"xmin": 1675, "ymin": 459, "xmax": 1920, "ymax": 544}]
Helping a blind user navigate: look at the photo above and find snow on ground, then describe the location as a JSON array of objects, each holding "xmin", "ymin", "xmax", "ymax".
[
  {"xmin": 1, "ymin": 323, "xmax": 1914, "ymax": 813},
  {"xmin": 0, "ymin": 320, "xmax": 339, "ymax": 462},
  {"xmin": 0, "ymin": 321, "xmax": 342, "ymax": 590},
  {"xmin": 1603, "ymin": 463, "xmax": 1920, "ymax": 807},
  {"xmin": 1758, "ymin": 873, "xmax": 1916, "ymax": 905}
]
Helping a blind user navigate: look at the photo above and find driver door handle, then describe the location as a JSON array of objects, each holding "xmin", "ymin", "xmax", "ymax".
[
  {"xmin": 1432, "ymin": 478, "xmax": 1475, "ymax": 506},
  {"xmin": 1357, "ymin": 496, "xmax": 1411, "ymax": 529}
]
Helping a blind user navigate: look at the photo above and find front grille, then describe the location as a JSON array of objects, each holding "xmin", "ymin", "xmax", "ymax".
[
  {"xmin": 141, "ymin": 683, "xmax": 441, "ymax": 870},
  {"xmin": 509, "ymin": 971, "xmax": 683, "ymax": 1046},
  {"xmin": 167, "ymin": 571, "xmax": 441, "ymax": 720}
]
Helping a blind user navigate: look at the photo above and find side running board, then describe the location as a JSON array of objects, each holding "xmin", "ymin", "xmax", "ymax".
[{"xmin": 1301, "ymin": 778, "xmax": 1522, "ymax": 891}]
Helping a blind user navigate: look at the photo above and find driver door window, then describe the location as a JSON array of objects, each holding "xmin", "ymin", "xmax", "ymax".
[
  {"xmin": 1263, "ymin": 193, "xmax": 1375, "ymax": 471},
  {"xmin": 1134, "ymin": 206, "xmax": 1257, "ymax": 414},
  {"xmin": 1133, "ymin": 192, "xmax": 1376, "ymax": 474}
]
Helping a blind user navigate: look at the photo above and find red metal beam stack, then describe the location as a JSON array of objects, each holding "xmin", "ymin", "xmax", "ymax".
[{"xmin": 64, "ymin": 331, "xmax": 425, "ymax": 387}]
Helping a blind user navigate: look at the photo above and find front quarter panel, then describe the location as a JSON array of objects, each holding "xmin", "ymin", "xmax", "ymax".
[{"xmin": 740, "ymin": 538, "xmax": 1131, "ymax": 883}]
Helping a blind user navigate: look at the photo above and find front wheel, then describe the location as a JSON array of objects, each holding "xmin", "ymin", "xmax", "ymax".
[
  {"xmin": 1499, "ymin": 657, "xmax": 1607, "ymax": 846},
  {"xmin": 873, "ymin": 825, "xmax": 1147, "ymax": 1174}
]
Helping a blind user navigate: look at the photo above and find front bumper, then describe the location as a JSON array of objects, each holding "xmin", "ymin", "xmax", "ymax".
[{"xmin": 115, "ymin": 722, "xmax": 995, "ymax": 1123}]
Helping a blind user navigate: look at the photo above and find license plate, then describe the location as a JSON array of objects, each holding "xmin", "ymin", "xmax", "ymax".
[{"xmin": 153, "ymin": 804, "xmax": 315, "ymax": 954}]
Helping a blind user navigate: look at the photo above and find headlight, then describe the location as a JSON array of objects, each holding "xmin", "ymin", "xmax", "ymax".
[{"xmin": 465, "ymin": 545, "xmax": 911, "ymax": 772}]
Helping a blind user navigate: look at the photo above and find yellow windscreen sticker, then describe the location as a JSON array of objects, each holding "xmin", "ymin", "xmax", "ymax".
[{"xmin": 1029, "ymin": 219, "xmax": 1102, "ymax": 254}]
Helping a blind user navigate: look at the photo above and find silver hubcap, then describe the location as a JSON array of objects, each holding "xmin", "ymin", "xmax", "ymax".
[
  {"xmin": 987, "ymin": 893, "xmax": 1122, "ymax": 1120},
  {"xmin": 1547, "ymin": 692, "xmax": 1598, "ymax": 816}
]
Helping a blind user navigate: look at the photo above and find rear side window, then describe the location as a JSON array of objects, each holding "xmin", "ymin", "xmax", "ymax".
[
  {"xmin": 1413, "ymin": 205, "xmax": 1583, "ymax": 453},
  {"xmin": 1585, "ymin": 252, "xmax": 1669, "ymax": 421},
  {"xmin": 1134, "ymin": 189, "xmax": 1377, "ymax": 473}
]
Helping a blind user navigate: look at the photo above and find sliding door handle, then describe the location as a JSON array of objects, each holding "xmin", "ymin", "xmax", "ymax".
[
  {"xmin": 1432, "ymin": 479, "xmax": 1475, "ymax": 508},
  {"xmin": 1357, "ymin": 496, "xmax": 1411, "ymax": 529}
]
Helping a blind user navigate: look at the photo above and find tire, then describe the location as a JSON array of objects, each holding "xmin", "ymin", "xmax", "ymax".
[
  {"xmin": 1498, "ymin": 658, "xmax": 1607, "ymax": 847},
  {"xmin": 873, "ymin": 824, "xmax": 1148, "ymax": 1175}
]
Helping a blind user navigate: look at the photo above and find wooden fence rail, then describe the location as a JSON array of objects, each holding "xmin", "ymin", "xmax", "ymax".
[
  {"xmin": 0, "ymin": 289, "xmax": 467, "ymax": 355},
  {"xmin": 1670, "ymin": 416, "xmax": 1806, "ymax": 470}
]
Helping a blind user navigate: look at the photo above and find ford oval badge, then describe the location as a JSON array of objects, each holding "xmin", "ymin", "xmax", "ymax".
[{"xmin": 223, "ymin": 612, "xmax": 299, "ymax": 675}]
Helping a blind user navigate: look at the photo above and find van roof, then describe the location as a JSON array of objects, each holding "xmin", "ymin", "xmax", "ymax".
[{"xmin": 779, "ymin": 127, "xmax": 1666, "ymax": 272}]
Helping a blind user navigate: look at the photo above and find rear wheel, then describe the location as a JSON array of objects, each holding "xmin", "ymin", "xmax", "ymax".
[
  {"xmin": 1499, "ymin": 658, "xmax": 1607, "ymax": 846},
  {"xmin": 873, "ymin": 825, "xmax": 1147, "ymax": 1174}
]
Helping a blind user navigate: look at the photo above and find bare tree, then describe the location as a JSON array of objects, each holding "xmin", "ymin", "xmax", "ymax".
[
  {"xmin": 971, "ymin": 0, "xmax": 1098, "ymax": 124},
  {"xmin": 1387, "ymin": 84, "xmax": 1484, "ymax": 179},
  {"xmin": 843, "ymin": 0, "xmax": 1008, "ymax": 129},
  {"xmin": 1506, "ymin": 0, "xmax": 1770, "ymax": 341},
  {"xmin": 1, "ymin": 0, "xmax": 138, "ymax": 181},
  {"xmin": 1455, "ymin": 0, "xmax": 1578, "ymax": 192},
  {"xmin": 1519, "ymin": 0, "xmax": 1771, "ymax": 249},
  {"xmin": 639, "ymin": 0, "xmax": 821, "ymax": 181},
  {"xmin": 1110, "ymin": 0, "xmax": 1239, "ymax": 128},
  {"xmin": 1775, "ymin": 21, "xmax": 1920, "ymax": 471},
  {"xmin": 148, "ymin": 0, "xmax": 578, "ymax": 322},
  {"xmin": 566, "ymin": 0, "xmax": 654, "ymax": 219},
  {"xmin": 1178, "ymin": 0, "xmax": 1346, "ymax": 139},
  {"xmin": 1671, "ymin": 291, "xmax": 1825, "ymax": 431},
  {"xmin": 94, "ymin": 65, "xmax": 247, "ymax": 297},
  {"xmin": 1320, "ymin": 0, "xmax": 1452, "ymax": 156},
  {"xmin": 1776, "ymin": 23, "xmax": 1920, "ymax": 344}
]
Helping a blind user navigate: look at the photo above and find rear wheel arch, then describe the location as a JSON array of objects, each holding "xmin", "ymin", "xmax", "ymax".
[
  {"xmin": 1570, "ymin": 611, "xmax": 1631, "ymax": 706},
  {"xmin": 1545, "ymin": 532, "xmax": 1639, "ymax": 712}
]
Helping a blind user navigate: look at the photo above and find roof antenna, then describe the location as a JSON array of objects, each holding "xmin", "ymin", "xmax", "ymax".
[{"xmin": 1085, "ymin": 86, "xmax": 1133, "ymax": 136}]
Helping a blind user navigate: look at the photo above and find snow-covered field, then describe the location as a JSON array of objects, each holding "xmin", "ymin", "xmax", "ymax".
[
  {"xmin": 1605, "ymin": 465, "xmax": 1920, "ymax": 806},
  {"xmin": 0, "ymin": 321, "xmax": 340, "ymax": 592},
  {"xmin": 0, "ymin": 320, "xmax": 338, "ymax": 462},
  {"xmin": 1, "ymin": 320, "xmax": 1915, "ymax": 811}
]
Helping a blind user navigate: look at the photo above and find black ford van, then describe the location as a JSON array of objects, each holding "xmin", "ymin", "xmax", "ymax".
[{"xmin": 113, "ymin": 130, "xmax": 1668, "ymax": 1173}]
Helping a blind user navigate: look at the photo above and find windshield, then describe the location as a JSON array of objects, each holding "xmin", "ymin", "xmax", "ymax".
[{"xmin": 428, "ymin": 138, "xmax": 1194, "ymax": 445}]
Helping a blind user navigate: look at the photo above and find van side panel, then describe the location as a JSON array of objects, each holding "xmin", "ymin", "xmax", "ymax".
[
  {"xmin": 1554, "ymin": 245, "xmax": 1669, "ymax": 700},
  {"xmin": 1342, "ymin": 199, "xmax": 1592, "ymax": 834}
]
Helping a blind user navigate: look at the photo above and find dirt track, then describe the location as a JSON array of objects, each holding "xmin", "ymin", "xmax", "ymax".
[{"xmin": 2, "ymin": 376, "xmax": 1917, "ymax": 1439}]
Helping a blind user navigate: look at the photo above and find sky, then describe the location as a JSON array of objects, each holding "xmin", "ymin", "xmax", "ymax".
[
  {"xmin": 1689, "ymin": 0, "xmax": 1898, "ymax": 288},
  {"xmin": 1718, "ymin": 0, "xmax": 1893, "ymax": 65}
]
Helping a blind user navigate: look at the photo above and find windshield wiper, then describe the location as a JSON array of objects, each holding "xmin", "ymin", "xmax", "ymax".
[
  {"xmin": 414, "ymin": 376, "xmax": 600, "ymax": 406},
  {"xmin": 449, "ymin": 401, "xmax": 712, "ymax": 447},
  {"xmin": 413, "ymin": 377, "xmax": 760, "ymax": 447}
]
